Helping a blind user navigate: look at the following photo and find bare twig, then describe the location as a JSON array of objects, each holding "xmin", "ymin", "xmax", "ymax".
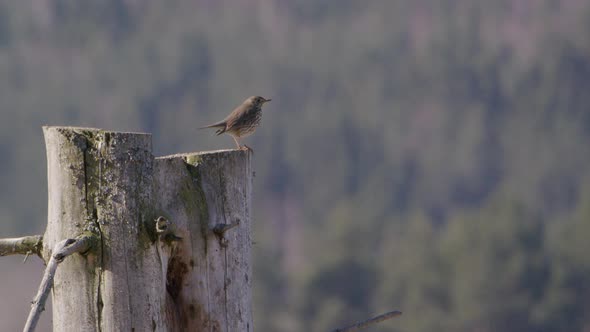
[
  {"xmin": 0, "ymin": 235, "xmax": 43, "ymax": 258},
  {"xmin": 332, "ymin": 310, "xmax": 402, "ymax": 332},
  {"xmin": 23, "ymin": 235, "xmax": 94, "ymax": 332}
]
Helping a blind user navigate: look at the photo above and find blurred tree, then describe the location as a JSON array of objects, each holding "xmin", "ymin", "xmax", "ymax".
[{"xmin": 1, "ymin": 1, "xmax": 590, "ymax": 331}]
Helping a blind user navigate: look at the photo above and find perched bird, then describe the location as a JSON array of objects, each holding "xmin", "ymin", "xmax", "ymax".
[{"xmin": 200, "ymin": 96, "xmax": 271, "ymax": 150}]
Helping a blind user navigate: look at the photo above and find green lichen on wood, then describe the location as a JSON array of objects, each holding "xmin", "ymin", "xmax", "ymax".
[
  {"xmin": 137, "ymin": 209, "xmax": 158, "ymax": 250},
  {"xmin": 77, "ymin": 231, "xmax": 100, "ymax": 256},
  {"xmin": 184, "ymin": 154, "xmax": 202, "ymax": 165},
  {"xmin": 182, "ymin": 155, "xmax": 210, "ymax": 248},
  {"xmin": 61, "ymin": 129, "xmax": 106, "ymax": 262},
  {"xmin": 21, "ymin": 235, "xmax": 43, "ymax": 254},
  {"xmin": 76, "ymin": 129, "xmax": 104, "ymax": 229},
  {"xmin": 86, "ymin": 130, "xmax": 155, "ymax": 251}
]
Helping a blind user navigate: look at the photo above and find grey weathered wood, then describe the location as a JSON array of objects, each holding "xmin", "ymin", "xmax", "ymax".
[
  {"xmin": 42, "ymin": 126, "xmax": 252, "ymax": 331},
  {"xmin": 44, "ymin": 126, "xmax": 165, "ymax": 331},
  {"xmin": 43, "ymin": 127, "xmax": 103, "ymax": 331},
  {"xmin": 154, "ymin": 150, "xmax": 253, "ymax": 331}
]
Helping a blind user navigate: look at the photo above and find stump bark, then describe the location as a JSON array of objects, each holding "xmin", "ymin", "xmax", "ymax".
[{"xmin": 42, "ymin": 126, "xmax": 252, "ymax": 331}]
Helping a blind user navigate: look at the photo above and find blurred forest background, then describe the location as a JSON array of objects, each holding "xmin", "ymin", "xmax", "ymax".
[{"xmin": 0, "ymin": 1, "xmax": 589, "ymax": 331}]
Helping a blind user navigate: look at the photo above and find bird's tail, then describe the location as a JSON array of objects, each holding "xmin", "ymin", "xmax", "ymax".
[{"xmin": 199, "ymin": 120, "xmax": 227, "ymax": 135}]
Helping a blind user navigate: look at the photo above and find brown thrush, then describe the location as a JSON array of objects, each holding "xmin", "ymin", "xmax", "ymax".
[{"xmin": 200, "ymin": 96, "xmax": 271, "ymax": 150}]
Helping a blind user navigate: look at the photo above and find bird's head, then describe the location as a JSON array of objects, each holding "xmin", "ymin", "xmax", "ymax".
[{"xmin": 248, "ymin": 96, "xmax": 271, "ymax": 107}]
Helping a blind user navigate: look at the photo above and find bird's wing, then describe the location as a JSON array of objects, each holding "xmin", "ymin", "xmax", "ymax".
[{"xmin": 225, "ymin": 103, "xmax": 249, "ymax": 129}]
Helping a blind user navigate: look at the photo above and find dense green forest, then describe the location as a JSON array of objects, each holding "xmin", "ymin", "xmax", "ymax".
[{"xmin": 1, "ymin": 1, "xmax": 589, "ymax": 331}]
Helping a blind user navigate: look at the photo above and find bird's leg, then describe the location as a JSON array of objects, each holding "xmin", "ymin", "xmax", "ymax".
[
  {"xmin": 232, "ymin": 135, "xmax": 252, "ymax": 152},
  {"xmin": 232, "ymin": 136, "xmax": 242, "ymax": 149}
]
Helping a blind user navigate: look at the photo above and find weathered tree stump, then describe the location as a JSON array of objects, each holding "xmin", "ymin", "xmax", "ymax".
[{"xmin": 41, "ymin": 126, "xmax": 252, "ymax": 331}]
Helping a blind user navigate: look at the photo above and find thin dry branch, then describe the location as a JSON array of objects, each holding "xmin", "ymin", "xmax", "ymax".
[
  {"xmin": 0, "ymin": 235, "xmax": 43, "ymax": 258},
  {"xmin": 332, "ymin": 310, "xmax": 402, "ymax": 332},
  {"xmin": 23, "ymin": 234, "xmax": 94, "ymax": 332}
]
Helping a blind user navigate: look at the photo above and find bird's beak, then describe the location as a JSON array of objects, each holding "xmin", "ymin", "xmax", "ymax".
[{"xmin": 263, "ymin": 98, "xmax": 272, "ymax": 103}]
